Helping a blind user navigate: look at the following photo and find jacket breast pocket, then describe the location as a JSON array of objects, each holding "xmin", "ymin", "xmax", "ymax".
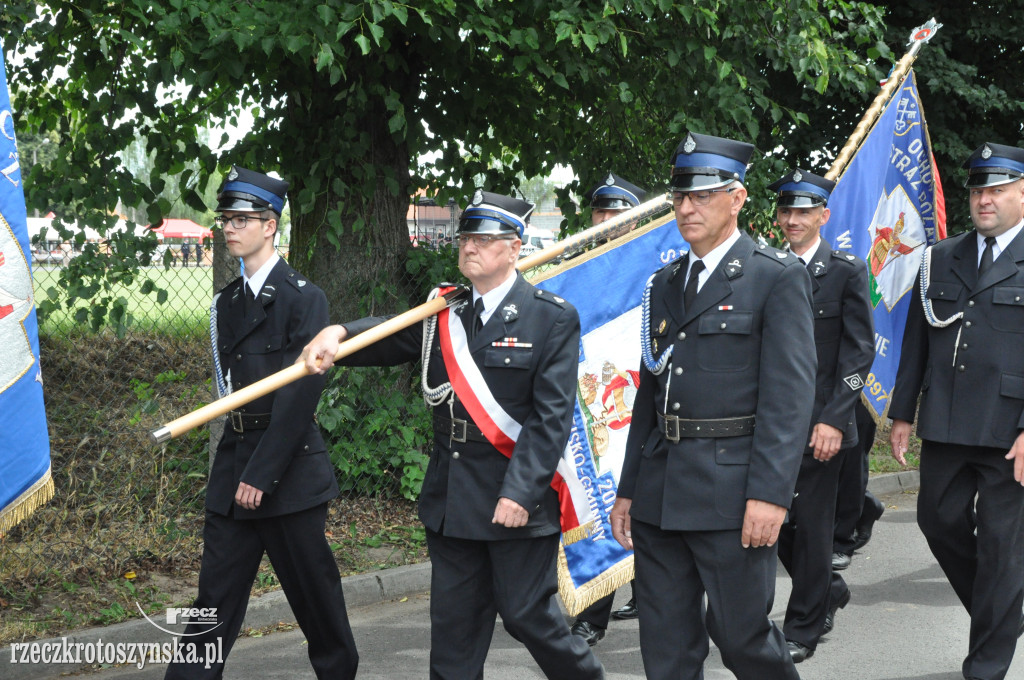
[
  {"xmin": 813, "ymin": 299, "xmax": 842, "ymax": 343},
  {"xmin": 249, "ymin": 334, "xmax": 284, "ymax": 355},
  {"xmin": 484, "ymin": 347, "xmax": 533, "ymax": 370},
  {"xmin": 990, "ymin": 286, "xmax": 1024, "ymax": 333},
  {"xmin": 697, "ymin": 311, "xmax": 753, "ymax": 372},
  {"xmin": 925, "ymin": 280, "xmax": 963, "ymax": 320}
]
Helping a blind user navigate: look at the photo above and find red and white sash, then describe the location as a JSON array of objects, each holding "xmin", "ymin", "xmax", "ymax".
[{"xmin": 434, "ymin": 299, "xmax": 580, "ymax": 531}]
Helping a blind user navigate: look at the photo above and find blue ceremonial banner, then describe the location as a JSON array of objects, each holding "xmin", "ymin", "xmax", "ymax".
[
  {"xmin": 0, "ymin": 55, "xmax": 53, "ymax": 536},
  {"xmin": 529, "ymin": 213, "xmax": 683, "ymax": 614},
  {"xmin": 823, "ymin": 70, "xmax": 946, "ymax": 421}
]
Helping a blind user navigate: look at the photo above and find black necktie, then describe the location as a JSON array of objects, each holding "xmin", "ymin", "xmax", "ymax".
[
  {"xmin": 979, "ymin": 236, "xmax": 996, "ymax": 277},
  {"xmin": 245, "ymin": 285, "xmax": 255, "ymax": 314},
  {"xmin": 684, "ymin": 260, "xmax": 705, "ymax": 312},
  {"xmin": 472, "ymin": 297, "xmax": 485, "ymax": 339}
]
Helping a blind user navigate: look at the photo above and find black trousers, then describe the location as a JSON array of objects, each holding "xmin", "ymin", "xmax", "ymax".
[
  {"xmin": 631, "ymin": 518, "xmax": 798, "ymax": 680},
  {"xmin": 834, "ymin": 400, "xmax": 875, "ymax": 554},
  {"xmin": 163, "ymin": 503, "xmax": 358, "ymax": 680},
  {"xmin": 779, "ymin": 447, "xmax": 847, "ymax": 648},
  {"xmin": 424, "ymin": 528, "xmax": 603, "ymax": 680},
  {"xmin": 918, "ymin": 440, "xmax": 1024, "ymax": 680}
]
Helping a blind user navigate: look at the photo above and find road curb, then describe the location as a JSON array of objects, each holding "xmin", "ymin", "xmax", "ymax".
[{"xmin": 2, "ymin": 472, "xmax": 916, "ymax": 679}]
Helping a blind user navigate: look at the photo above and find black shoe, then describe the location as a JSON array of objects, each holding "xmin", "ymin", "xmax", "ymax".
[
  {"xmin": 611, "ymin": 597, "xmax": 638, "ymax": 620},
  {"xmin": 786, "ymin": 640, "xmax": 814, "ymax": 663},
  {"xmin": 823, "ymin": 589, "xmax": 851, "ymax": 635},
  {"xmin": 570, "ymin": 619, "xmax": 605, "ymax": 646},
  {"xmin": 831, "ymin": 551, "xmax": 852, "ymax": 571},
  {"xmin": 851, "ymin": 496, "xmax": 885, "ymax": 551}
]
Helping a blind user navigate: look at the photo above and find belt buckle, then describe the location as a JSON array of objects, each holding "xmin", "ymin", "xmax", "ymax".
[
  {"xmin": 450, "ymin": 418, "xmax": 468, "ymax": 443},
  {"xmin": 230, "ymin": 411, "xmax": 244, "ymax": 433},
  {"xmin": 664, "ymin": 415, "xmax": 680, "ymax": 442}
]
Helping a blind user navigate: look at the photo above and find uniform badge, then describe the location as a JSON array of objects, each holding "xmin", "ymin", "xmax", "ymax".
[
  {"xmin": 683, "ymin": 133, "xmax": 696, "ymax": 154},
  {"xmin": 846, "ymin": 254, "xmax": 855, "ymax": 261},
  {"xmin": 812, "ymin": 261, "xmax": 825, "ymax": 275},
  {"xmin": 605, "ymin": 173, "xmax": 615, "ymax": 186},
  {"xmin": 657, "ymin": 319, "xmax": 667, "ymax": 334},
  {"xmin": 843, "ymin": 374, "xmax": 865, "ymax": 391},
  {"xmin": 227, "ymin": 166, "xmax": 238, "ymax": 181},
  {"xmin": 981, "ymin": 144, "xmax": 992, "ymax": 160},
  {"xmin": 652, "ymin": 338, "xmax": 659, "ymax": 354},
  {"xmin": 792, "ymin": 169, "xmax": 803, "ymax": 183},
  {"xmin": 718, "ymin": 305, "xmax": 733, "ymax": 311},
  {"xmin": 472, "ymin": 189, "xmax": 484, "ymax": 205},
  {"xmin": 502, "ymin": 303, "xmax": 519, "ymax": 322},
  {"xmin": 776, "ymin": 252, "xmax": 788, "ymax": 259},
  {"xmin": 553, "ymin": 296, "xmax": 564, "ymax": 303},
  {"xmin": 297, "ymin": 280, "xmax": 306, "ymax": 287}
]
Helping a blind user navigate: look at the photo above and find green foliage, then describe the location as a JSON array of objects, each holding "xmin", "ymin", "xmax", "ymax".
[
  {"xmin": 317, "ymin": 366, "xmax": 430, "ymax": 500},
  {"xmin": 3, "ymin": 0, "xmax": 886, "ymax": 325}
]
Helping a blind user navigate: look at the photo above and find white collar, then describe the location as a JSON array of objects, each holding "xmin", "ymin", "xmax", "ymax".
[
  {"xmin": 976, "ymin": 219, "xmax": 1024, "ymax": 263},
  {"xmin": 795, "ymin": 237, "xmax": 822, "ymax": 265},
  {"xmin": 243, "ymin": 252, "xmax": 281, "ymax": 298},
  {"xmin": 689, "ymin": 228, "xmax": 742, "ymax": 279},
  {"xmin": 472, "ymin": 270, "xmax": 518, "ymax": 326}
]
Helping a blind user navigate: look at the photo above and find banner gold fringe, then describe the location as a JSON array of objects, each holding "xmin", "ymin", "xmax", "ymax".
[
  {"xmin": 0, "ymin": 465, "xmax": 54, "ymax": 538},
  {"xmin": 558, "ymin": 543, "xmax": 635, "ymax": 617}
]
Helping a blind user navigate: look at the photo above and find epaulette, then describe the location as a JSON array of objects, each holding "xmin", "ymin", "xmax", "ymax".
[
  {"xmin": 283, "ymin": 270, "xmax": 312, "ymax": 292},
  {"xmin": 535, "ymin": 288, "xmax": 569, "ymax": 307},
  {"xmin": 657, "ymin": 255, "xmax": 687, "ymax": 283},
  {"xmin": 219, "ymin": 275, "xmax": 243, "ymax": 298},
  {"xmin": 753, "ymin": 243, "xmax": 797, "ymax": 267},
  {"xmin": 831, "ymin": 250, "xmax": 862, "ymax": 266}
]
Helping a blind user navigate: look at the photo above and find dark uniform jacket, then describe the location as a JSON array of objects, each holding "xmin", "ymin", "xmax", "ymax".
[
  {"xmin": 618, "ymin": 233, "xmax": 817, "ymax": 531},
  {"xmin": 803, "ymin": 240, "xmax": 875, "ymax": 448},
  {"xmin": 207, "ymin": 259, "xmax": 338, "ymax": 519},
  {"xmin": 891, "ymin": 228, "xmax": 1024, "ymax": 448},
  {"xmin": 343, "ymin": 273, "xmax": 581, "ymax": 541}
]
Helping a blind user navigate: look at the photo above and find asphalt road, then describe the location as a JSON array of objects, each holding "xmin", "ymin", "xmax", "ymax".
[{"xmin": 8, "ymin": 488, "xmax": 1024, "ymax": 679}]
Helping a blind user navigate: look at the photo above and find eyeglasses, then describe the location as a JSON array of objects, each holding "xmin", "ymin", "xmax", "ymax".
[
  {"xmin": 214, "ymin": 215, "xmax": 271, "ymax": 230},
  {"xmin": 671, "ymin": 187, "xmax": 736, "ymax": 207},
  {"xmin": 457, "ymin": 234, "xmax": 517, "ymax": 247}
]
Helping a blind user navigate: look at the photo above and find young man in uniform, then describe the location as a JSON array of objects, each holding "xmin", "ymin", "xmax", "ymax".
[
  {"xmin": 769, "ymin": 168, "xmax": 874, "ymax": 661},
  {"xmin": 164, "ymin": 167, "xmax": 358, "ymax": 680}
]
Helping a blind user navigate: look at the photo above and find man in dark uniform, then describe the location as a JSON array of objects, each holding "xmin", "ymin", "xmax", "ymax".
[
  {"xmin": 768, "ymin": 168, "xmax": 874, "ymax": 662},
  {"xmin": 890, "ymin": 142, "xmax": 1024, "ymax": 680},
  {"xmin": 569, "ymin": 172, "xmax": 646, "ymax": 647},
  {"xmin": 164, "ymin": 167, "xmax": 358, "ymax": 680},
  {"xmin": 610, "ymin": 131, "xmax": 817, "ymax": 680},
  {"xmin": 302, "ymin": 190, "xmax": 604, "ymax": 680}
]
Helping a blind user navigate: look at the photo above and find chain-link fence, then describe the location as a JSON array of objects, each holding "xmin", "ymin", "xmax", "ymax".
[{"xmin": 0, "ymin": 244, "xmax": 433, "ymax": 644}]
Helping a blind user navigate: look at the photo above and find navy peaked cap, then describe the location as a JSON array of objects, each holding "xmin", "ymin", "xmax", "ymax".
[
  {"xmin": 216, "ymin": 166, "xmax": 289, "ymax": 214},
  {"xmin": 457, "ymin": 190, "xmax": 535, "ymax": 239},
  {"xmin": 584, "ymin": 172, "xmax": 647, "ymax": 210},
  {"xmin": 768, "ymin": 168, "xmax": 835, "ymax": 208},
  {"xmin": 962, "ymin": 142, "xmax": 1024, "ymax": 188},
  {"xmin": 670, "ymin": 131, "xmax": 754, "ymax": 191}
]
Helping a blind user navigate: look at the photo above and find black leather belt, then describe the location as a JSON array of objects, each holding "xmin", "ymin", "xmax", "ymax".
[
  {"xmin": 433, "ymin": 415, "xmax": 489, "ymax": 443},
  {"xmin": 657, "ymin": 413, "xmax": 755, "ymax": 441},
  {"xmin": 228, "ymin": 410, "xmax": 272, "ymax": 433}
]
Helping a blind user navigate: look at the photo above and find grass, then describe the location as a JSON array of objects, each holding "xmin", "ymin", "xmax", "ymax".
[{"xmin": 33, "ymin": 265, "xmax": 214, "ymax": 335}]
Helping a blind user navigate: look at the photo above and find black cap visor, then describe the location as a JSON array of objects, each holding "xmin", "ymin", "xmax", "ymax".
[
  {"xmin": 216, "ymin": 191, "xmax": 274, "ymax": 214},
  {"xmin": 776, "ymin": 192, "xmax": 827, "ymax": 209},
  {"xmin": 965, "ymin": 170, "xmax": 1024, "ymax": 189},
  {"xmin": 457, "ymin": 216, "xmax": 520, "ymax": 236},
  {"xmin": 670, "ymin": 169, "xmax": 736, "ymax": 191},
  {"xmin": 591, "ymin": 196, "xmax": 636, "ymax": 211}
]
